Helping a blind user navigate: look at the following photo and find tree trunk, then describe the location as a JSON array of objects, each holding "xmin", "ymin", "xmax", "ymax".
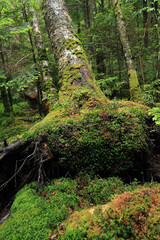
[
  {"xmin": 96, "ymin": 50, "xmax": 106, "ymax": 76},
  {"xmin": 143, "ymin": 0, "xmax": 148, "ymax": 47},
  {"xmin": 153, "ymin": 1, "xmax": 160, "ymax": 79},
  {"xmin": 22, "ymin": 4, "xmax": 46, "ymax": 116},
  {"xmin": 112, "ymin": 0, "xmax": 141, "ymax": 101},
  {"xmin": 0, "ymin": 45, "xmax": 11, "ymax": 114},
  {"xmin": 88, "ymin": 0, "xmax": 97, "ymax": 25},
  {"xmin": 31, "ymin": 9, "xmax": 57, "ymax": 107},
  {"xmin": 1, "ymin": 87, "xmax": 10, "ymax": 115},
  {"xmin": 43, "ymin": 0, "xmax": 103, "ymax": 106},
  {"xmin": 117, "ymin": 41, "xmax": 122, "ymax": 82},
  {"xmin": 82, "ymin": 0, "xmax": 90, "ymax": 29}
]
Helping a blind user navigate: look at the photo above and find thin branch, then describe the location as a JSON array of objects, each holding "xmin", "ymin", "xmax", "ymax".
[
  {"xmin": 0, "ymin": 144, "xmax": 37, "ymax": 191},
  {"xmin": 14, "ymin": 54, "xmax": 32, "ymax": 68}
]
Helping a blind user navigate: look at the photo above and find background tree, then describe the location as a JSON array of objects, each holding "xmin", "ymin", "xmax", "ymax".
[{"xmin": 112, "ymin": 0, "xmax": 141, "ymax": 101}]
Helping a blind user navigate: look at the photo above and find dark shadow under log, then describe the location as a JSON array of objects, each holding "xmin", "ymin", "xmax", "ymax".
[
  {"xmin": 0, "ymin": 139, "xmax": 67, "ymax": 213},
  {"xmin": 0, "ymin": 141, "xmax": 35, "ymax": 207}
]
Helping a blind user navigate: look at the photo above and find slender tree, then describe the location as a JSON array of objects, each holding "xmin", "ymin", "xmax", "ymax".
[
  {"xmin": 82, "ymin": 0, "xmax": 90, "ymax": 29},
  {"xmin": 22, "ymin": 2, "xmax": 46, "ymax": 115},
  {"xmin": 112, "ymin": 0, "xmax": 141, "ymax": 101},
  {"xmin": 143, "ymin": 0, "xmax": 148, "ymax": 47},
  {"xmin": 31, "ymin": 8, "xmax": 57, "ymax": 106},
  {"xmin": 43, "ymin": 0, "xmax": 104, "ymax": 107},
  {"xmin": 0, "ymin": 86, "xmax": 11, "ymax": 115},
  {"xmin": 0, "ymin": 45, "xmax": 11, "ymax": 114},
  {"xmin": 151, "ymin": 0, "xmax": 160, "ymax": 79},
  {"xmin": 89, "ymin": 0, "xmax": 97, "ymax": 25}
]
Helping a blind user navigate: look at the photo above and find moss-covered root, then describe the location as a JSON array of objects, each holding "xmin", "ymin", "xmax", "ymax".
[{"xmin": 129, "ymin": 69, "xmax": 141, "ymax": 102}]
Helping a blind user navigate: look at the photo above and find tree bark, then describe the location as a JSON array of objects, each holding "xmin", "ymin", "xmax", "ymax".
[
  {"xmin": 0, "ymin": 45, "xmax": 11, "ymax": 114},
  {"xmin": 22, "ymin": 4, "xmax": 46, "ymax": 116},
  {"xmin": 43, "ymin": 0, "xmax": 103, "ymax": 106},
  {"xmin": 88, "ymin": 0, "xmax": 97, "ymax": 25},
  {"xmin": 153, "ymin": 1, "xmax": 160, "ymax": 79},
  {"xmin": 82, "ymin": 0, "xmax": 90, "ymax": 29},
  {"xmin": 96, "ymin": 50, "xmax": 106, "ymax": 76},
  {"xmin": 112, "ymin": 0, "xmax": 141, "ymax": 101},
  {"xmin": 1, "ymin": 87, "xmax": 10, "ymax": 115},
  {"xmin": 31, "ymin": 9, "xmax": 57, "ymax": 107},
  {"xmin": 143, "ymin": 0, "xmax": 148, "ymax": 47}
]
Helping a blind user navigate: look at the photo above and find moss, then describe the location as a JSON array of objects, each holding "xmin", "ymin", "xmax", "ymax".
[
  {"xmin": 54, "ymin": 37, "xmax": 105, "ymax": 108},
  {"xmin": 23, "ymin": 101, "xmax": 151, "ymax": 177},
  {"xmin": 0, "ymin": 177, "xmax": 159, "ymax": 240},
  {"xmin": 128, "ymin": 69, "xmax": 141, "ymax": 101},
  {"xmin": 64, "ymin": 39, "xmax": 82, "ymax": 50},
  {"xmin": 113, "ymin": 0, "xmax": 119, "ymax": 16},
  {"xmin": 63, "ymin": 186, "xmax": 160, "ymax": 240},
  {"xmin": 60, "ymin": 63, "xmax": 84, "ymax": 90}
]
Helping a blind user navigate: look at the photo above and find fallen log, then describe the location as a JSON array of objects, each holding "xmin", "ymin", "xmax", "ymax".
[{"xmin": 0, "ymin": 140, "xmax": 22, "ymax": 161}]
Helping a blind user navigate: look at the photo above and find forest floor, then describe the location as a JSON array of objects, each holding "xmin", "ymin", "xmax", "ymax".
[
  {"xmin": 0, "ymin": 100, "xmax": 160, "ymax": 239},
  {"xmin": 0, "ymin": 177, "xmax": 159, "ymax": 239},
  {"xmin": 0, "ymin": 102, "xmax": 42, "ymax": 146}
]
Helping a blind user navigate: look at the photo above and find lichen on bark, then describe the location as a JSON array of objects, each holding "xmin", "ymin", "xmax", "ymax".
[{"xmin": 112, "ymin": 0, "xmax": 141, "ymax": 102}]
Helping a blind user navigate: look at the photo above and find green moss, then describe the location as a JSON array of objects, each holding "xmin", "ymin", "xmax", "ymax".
[
  {"xmin": 55, "ymin": 38, "xmax": 104, "ymax": 107},
  {"xmin": 128, "ymin": 69, "xmax": 141, "ymax": 101},
  {"xmin": 60, "ymin": 63, "xmax": 84, "ymax": 90},
  {"xmin": 1, "ymin": 177, "xmax": 159, "ymax": 240},
  {"xmin": 0, "ymin": 179, "xmax": 79, "ymax": 240},
  {"xmin": 23, "ymin": 104, "xmax": 150, "ymax": 177},
  {"xmin": 64, "ymin": 39, "xmax": 82, "ymax": 50},
  {"xmin": 63, "ymin": 186, "xmax": 160, "ymax": 240},
  {"xmin": 72, "ymin": 49, "xmax": 86, "ymax": 60},
  {"xmin": 113, "ymin": 0, "xmax": 119, "ymax": 16}
]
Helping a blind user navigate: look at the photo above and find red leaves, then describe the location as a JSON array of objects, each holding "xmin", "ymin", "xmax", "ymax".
[
  {"xmin": 42, "ymin": 190, "xmax": 48, "ymax": 197},
  {"xmin": 49, "ymin": 232, "xmax": 58, "ymax": 240},
  {"xmin": 55, "ymin": 182, "xmax": 61, "ymax": 185},
  {"xmin": 72, "ymin": 189, "xmax": 75, "ymax": 194},
  {"xmin": 68, "ymin": 207, "xmax": 73, "ymax": 213},
  {"xmin": 49, "ymin": 224, "xmax": 66, "ymax": 240},
  {"xmin": 59, "ymin": 223, "xmax": 66, "ymax": 231},
  {"xmin": 104, "ymin": 132, "xmax": 111, "ymax": 139},
  {"xmin": 100, "ymin": 110, "xmax": 110, "ymax": 120}
]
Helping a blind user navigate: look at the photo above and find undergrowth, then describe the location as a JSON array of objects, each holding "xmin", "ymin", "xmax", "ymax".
[
  {"xmin": 0, "ymin": 176, "xmax": 159, "ymax": 240},
  {"xmin": 0, "ymin": 102, "xmax": 41, "ymax": 145}
]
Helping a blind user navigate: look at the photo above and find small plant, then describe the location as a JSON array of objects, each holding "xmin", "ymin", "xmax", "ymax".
[{"xmin": 149, "ymin": 107, "xmax": 160, "ymax": 125}]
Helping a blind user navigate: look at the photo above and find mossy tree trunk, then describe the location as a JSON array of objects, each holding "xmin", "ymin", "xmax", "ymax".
[
  {"xmin": 151, "ymin": 0, "xmax": 160, "ymax": 79},
  {"xmin": 43, "ymin": 0, "xmax": 103, "ymax": 107},
  {"xmin": 112, "ymin": 0, "xmax": 141, "ymax": 101},
  {"xmin": 31, "ymin": 9, "xmax": 57, "ymax": 107},
  {"xmin": 1, "ymin": 86, "xmax": 10, "ymax": 115}
]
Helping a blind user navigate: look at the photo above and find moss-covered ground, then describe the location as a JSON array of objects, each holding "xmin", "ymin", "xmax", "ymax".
[
  {"xmin": 0, "ymin": 97, "xmax": 159, "ymax": 239},
  {"xmin": 0, "ymin": 177, "xmax": 159, "ymax": 240}
]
